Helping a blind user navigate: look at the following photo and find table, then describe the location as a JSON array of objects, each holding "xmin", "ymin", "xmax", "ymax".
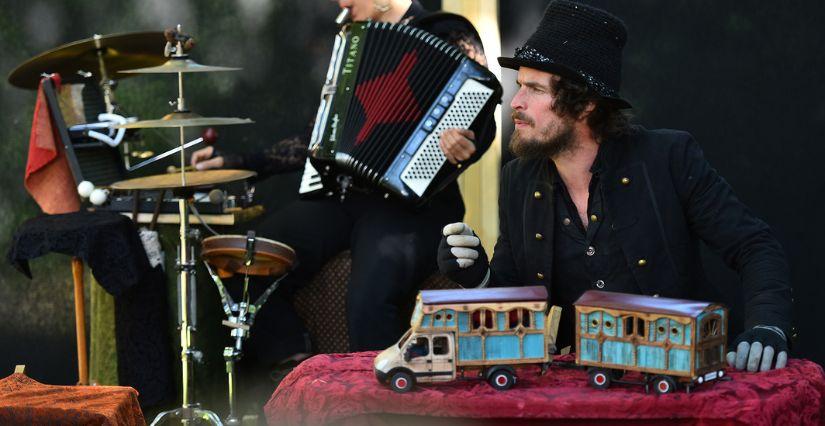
[
  {"xmin": 265, "ymin": 352, "xmax": 825, "ymax": 426},
  {"xmin": 0, "ymin": 372, "xmax": 144, "ymax": 425}
]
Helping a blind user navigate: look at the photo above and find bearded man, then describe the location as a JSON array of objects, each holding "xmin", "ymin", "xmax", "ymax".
[{"xmin": 437, "ymin": 0, "xmax": 792, "ymax": 373}]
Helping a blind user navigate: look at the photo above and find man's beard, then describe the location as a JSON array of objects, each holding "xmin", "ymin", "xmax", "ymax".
[{"xmin": 508, "ymin": 112, "xmax": 575, "ymax": 159}]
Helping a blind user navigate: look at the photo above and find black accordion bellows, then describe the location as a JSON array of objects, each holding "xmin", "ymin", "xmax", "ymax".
[{"xmin": 302, "ymin": 21, "xmax": 502, "ymax": 203}]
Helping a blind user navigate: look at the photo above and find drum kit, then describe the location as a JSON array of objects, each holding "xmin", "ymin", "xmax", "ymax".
[{"xmin": 10, "ymin": 26, "xmax": 296, "ymax": 425}]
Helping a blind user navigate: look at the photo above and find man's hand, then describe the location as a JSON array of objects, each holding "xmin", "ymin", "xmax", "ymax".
[
  {"xmin": 726, "ymin": 325, "xmax": 788, "ymax": 372},
  {"xmin": 437, "ymin": 222, "xmax": 489, "ymax": 287},
  {"xmin": 438, "ymin": 129, "xmax": 476, "ymax": 165},
  {"xmin": 439, "ymin": 222, "xmax": 480, "ymax": 269},
  {"xmin": 190, "ymin": 146, "xmax": 224, "ymax": 170}
]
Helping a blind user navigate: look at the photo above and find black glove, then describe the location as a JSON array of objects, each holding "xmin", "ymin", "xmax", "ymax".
[
  {"xmin": 437, "ymin": 222, "xmax": 488, "ymax": 287},
  {"xmin": 726, "ymin": 325, "xmax": 788, "ymax": 372}
]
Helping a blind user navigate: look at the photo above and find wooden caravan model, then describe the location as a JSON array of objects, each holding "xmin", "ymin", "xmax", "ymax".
[
  {"xmin": 374, "ymin": 286, "xmax": 562, "ymax": 392},
  {"xmin": 574, "ymin": 290, "xmax": 728, "ymax": 394}
]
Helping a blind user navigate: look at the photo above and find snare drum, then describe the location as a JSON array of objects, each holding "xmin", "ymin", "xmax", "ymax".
[{"xmin": 201, "ymin": 234, "xmax": 296, "ymax": 278}]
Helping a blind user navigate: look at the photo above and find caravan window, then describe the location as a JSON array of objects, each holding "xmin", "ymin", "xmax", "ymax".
[
  {"xmin": 507, "ymin": 308, "xmax": 532, "ymax": 329},
  {"xmin": 624, "ymin": 316, "xmax": 646, "ymax": 338},
  {"xmin": 700, "ymin": 315, "xmax": 722, "ymax": 340},
  {"xmin": 471, "ymin": 309, "xmax": 494, "ymax": 330}
]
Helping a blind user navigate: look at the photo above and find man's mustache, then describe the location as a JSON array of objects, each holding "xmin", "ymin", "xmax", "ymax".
[{"xmin": 511, "ymin": 111, "xmax": 534, "ymax": 126}]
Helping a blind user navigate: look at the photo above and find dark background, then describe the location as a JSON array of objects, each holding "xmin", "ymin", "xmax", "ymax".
[
  {"xmin": 0, "ymin": 0, "xmax": 821, "ymax": 399},
  {"xmin": 499, "ymin": 0, "xmax": 825, "ymax": 369}
]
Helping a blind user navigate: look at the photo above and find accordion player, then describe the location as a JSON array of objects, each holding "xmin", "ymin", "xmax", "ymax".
[{"xmin": 300, "ymin": 19, "xmax": 503, "ymax": 204}]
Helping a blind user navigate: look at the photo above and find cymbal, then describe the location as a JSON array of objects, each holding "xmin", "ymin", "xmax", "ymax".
[
  {"xmin": 120, "ymin": 57, "xmax": 240, "ymax": 74},
  {"xmin": 8, "ymin": 31, "xmax": 167, "ymax": 90},
  {"xmin": 115, "ymin": 111, "xmax": 253, "ymax": 129},
  {"xmin": 110, "ymin": 169, "xmax": 256, "ymax": 190}
]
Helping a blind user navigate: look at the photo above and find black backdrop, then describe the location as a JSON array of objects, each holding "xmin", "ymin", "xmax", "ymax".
[
  {"xmin": 501, "ymin": 0, "xmax": 825, "ymax": 367},
  {"xmin": 0, "ymin": 0, "xmax": 822, "ymax": 391}
]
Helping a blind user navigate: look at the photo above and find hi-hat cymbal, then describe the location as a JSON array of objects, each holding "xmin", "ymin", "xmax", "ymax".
[
  {"xmin": 120, "ymin": 57, "xmax": 240, "ymax": 74},
  {"xmin": 115, "ymin": 111, "xmax": 253, "ymax": 129},
  {"xmin": 8, "ymin": 31, "xmax": 167, "ymax": 90},
  {"xmin": 110, "ymin": 169, "xmax": 256, "ymax": 190}
]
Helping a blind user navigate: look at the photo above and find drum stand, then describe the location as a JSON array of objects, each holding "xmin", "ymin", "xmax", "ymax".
[
  {"xmin": 203, "ymin": 233, "xmax": 286, "ymax": 426},
  {"xmin": 151, "ymin": 198, "xmax": 222, "ymax": 425}
]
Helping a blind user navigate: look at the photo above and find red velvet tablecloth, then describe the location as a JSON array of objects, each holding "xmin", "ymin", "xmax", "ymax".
[
  {"xmin": 0, "ymin": 373, "xmax": 144, "ymax": 425},
  {"xmin": 265, "ymin": 352, "xmax": 825, "ymax": 426}
]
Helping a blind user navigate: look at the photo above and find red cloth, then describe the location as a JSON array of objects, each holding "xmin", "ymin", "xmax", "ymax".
[
  {"xmin": 0, "ymin": 373, "xmax": 144, "ymax": 425},
  {"xmin": 265, "ymin": 352, "xmax": 825, "ymax": 426},
  {"xmin": 24, "ymin": 74, "xmax": 80, "ymax": 214}
]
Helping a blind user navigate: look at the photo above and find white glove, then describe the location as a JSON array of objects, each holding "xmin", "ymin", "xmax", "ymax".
[{"xmin": 442, "ymin": 222, "xmax": 480, "ymax": 269}]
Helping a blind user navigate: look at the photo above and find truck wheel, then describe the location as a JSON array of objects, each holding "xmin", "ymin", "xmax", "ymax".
[
  {"xmin": 389, "ymin": 371, "xmax": 415, "ymax": 393},
  {"xmin": 488, "ymin": 370, "xmax": 515, "ymax": 391},
  {"xmin": 652, "ymin": 375, "xmax": 677, "ymax": 394},
  {"xmin": 588, "ymin": 368, "xmax": 611, "ymax": 390}
]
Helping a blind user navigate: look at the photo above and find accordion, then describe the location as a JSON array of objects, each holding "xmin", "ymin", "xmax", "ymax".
[{"xmin": 300, "ymin": 20, "xmax": 502, "ymax": 203}]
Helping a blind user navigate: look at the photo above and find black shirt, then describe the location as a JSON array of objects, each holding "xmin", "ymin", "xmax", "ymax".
[{"xmin": 550, "ymin": 148, "xmax": 639, "ymax": 350}]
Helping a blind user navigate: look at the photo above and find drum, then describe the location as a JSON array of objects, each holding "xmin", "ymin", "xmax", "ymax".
[{"xmin": 201, "ymin": 234, "xmax": 296, "ymax": 278}]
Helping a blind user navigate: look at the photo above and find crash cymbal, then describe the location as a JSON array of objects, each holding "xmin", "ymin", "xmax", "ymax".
[
  {"xmin": 115, "ymin": 111, "xmax": 253, "ymax": 129},
  {"xmin": 120, "ymin": 57, "xmax": 240, "ymax": 74},
  {"xmin": 110, "ymin": 169, "xmax": 256, "ymax": 190},
  {"xmin": 8, "ymin": 31, "xmax": 167, "ymax": 90}
]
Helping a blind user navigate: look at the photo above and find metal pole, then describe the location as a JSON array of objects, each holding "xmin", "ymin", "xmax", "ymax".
[{"xmin": 179, "ymin": 198, "xmax": 192, "ymax": 409}]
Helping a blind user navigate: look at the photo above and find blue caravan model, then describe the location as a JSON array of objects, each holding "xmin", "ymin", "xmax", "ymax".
[
  {"xmin": 374, "ymin": 286, "xmax": 562, "ymax": 392},
  {"xmin": 574, "ymin": 290, "xmax": 728, "ymax": 394}
]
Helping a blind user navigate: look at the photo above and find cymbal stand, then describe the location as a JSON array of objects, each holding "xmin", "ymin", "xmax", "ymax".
[
  {"xmin": 92, "ymin": 33, "xmax": 132, "ymax": 168},
  {"xmin": 151, "ymin": 26, "xmax": 221, "ymax": 426},
  {"xmin": 150, "ymin": 196, "xmax": 221, "ymax": 426},
  {"xmin": 203, "ymin": 232, "xmax": 287, "ymax": 426}
]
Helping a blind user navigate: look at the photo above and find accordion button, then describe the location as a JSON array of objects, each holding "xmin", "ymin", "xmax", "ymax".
[
  {"xmin": 440, "ymin": 94, "xmax": 453, "ymax": 107},
  {"xmin": 424, "ymin": 118, "xmax": 436, "ymax": 131},
  {"xmin": 432, "ymin": 106, "xmax": 445, "ymax": 119}
]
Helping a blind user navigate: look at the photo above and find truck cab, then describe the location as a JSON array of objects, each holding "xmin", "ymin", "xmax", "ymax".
[{"xmin": 375, "ymin": 330, "xmax": 457, "ymax": 391}]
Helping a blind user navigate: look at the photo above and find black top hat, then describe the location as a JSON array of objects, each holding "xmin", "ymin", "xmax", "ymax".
[{"xmin": 498, "ymin": 0, "xmax": 631, "ymax": 108}]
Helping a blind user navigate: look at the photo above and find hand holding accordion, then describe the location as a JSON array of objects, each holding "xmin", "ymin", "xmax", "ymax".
[
  {"xmin": 301, "ymin": 20, "xmax": 502, "ymax": 204},
  {"xmin": 439, "ymin": 128, "xmax": 477, "ymax": 165}
]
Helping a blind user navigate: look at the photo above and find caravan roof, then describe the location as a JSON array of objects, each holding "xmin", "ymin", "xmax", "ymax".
[
  {"xmin": 574, "ymin": 290, "xmax": 719, "ymax": 318},
  {"xmin": 420, "ymin": 286, "xmax": 547, "ymax": 305}
]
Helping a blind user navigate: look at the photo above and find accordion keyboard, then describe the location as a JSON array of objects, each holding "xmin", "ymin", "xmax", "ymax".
[{"xmin": 399, "ymin": 78, "xmax": 494, "ymax": 197}]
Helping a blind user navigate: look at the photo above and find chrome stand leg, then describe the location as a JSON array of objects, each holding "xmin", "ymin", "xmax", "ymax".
[
  {"xmin": 151, "ymin": 199, "xmax": 221, "ymax": 425},
  {"xmin": 224, "ymin": 348, "xmax": 241, "ymax": 426}
]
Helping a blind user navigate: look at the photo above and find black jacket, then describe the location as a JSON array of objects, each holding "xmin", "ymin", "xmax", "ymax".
[{"xmin": 458, "ymin": 126, "xmax": 792, "ymax": 335}]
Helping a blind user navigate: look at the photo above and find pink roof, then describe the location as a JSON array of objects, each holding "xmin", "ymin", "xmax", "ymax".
[
  {"xmin": 420, "ymin": 286, "xmax": 547, "ymax": 305},
  {"xmin": 574, "ymin": 290, "xmax": 720, "ymax": 318}
]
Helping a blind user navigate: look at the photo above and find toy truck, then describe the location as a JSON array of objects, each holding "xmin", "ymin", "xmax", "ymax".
[
  {"xmin": 574, "ymin": 290, "xmax": 728, "ymax": 394},
  {"xmin": 374, "ymin": 286, "xmax": 561, "ymax": 392}
]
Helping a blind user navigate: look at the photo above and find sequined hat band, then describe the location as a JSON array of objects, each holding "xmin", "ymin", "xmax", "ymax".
[{"xmin": 513, "ymin": 45, "xmax": 620, "ymax": 100}]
